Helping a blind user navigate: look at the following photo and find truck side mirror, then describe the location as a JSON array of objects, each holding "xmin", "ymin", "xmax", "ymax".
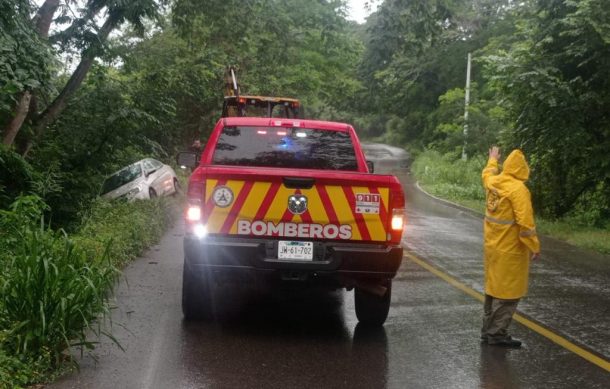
[
  {"xmin": 176, "ymin": 152, "xmax": 199, "ymax": 169},
  {"xmin": 366, "ymin": 160, "xmax": 374, "ymax": 173}
]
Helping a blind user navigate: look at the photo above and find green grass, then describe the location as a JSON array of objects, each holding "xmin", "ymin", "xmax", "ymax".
[
  {"xmin": 445, "ymin": 198, "xmax": 486, "ymax": 215},
  {"xmin": 411, "ymin": 150, "xmax": 487, "ymax": 203},
  {"xmin": 1, "ymin": 226, "xmax": 119, "ymax": 359},
  {"xmin": 74, "ymin": 196, "xmax": 182, "ymax": 267},
  {"xmin": 536, "ymin": 220, "xmax": 610, "ymax": 255},
  {"xmin": 0, "ymin": 346, "xmax": 71, "ymax": 389},
  {"xmin": 0, "ymin": 193, "xmax": 183, "ymax": 388},
  {"xmin": 412, "ymin": 150, "xmax": 610, "ymax": 255}
]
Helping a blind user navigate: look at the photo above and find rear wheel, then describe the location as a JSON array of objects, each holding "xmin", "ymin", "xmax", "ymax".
[
  {"xmin": 355, "ymin": 281, "xmax": 392, "ymax": 326},
  {"xmin": 172, "ymin": 178, "xmax": 180, "ymax": 195},
  {"xmin": 149, "ymin": 188, "xmax": 157, "ymax": 198},
  {"xmin": 182, "ymin": 263, "xmax": 215, "ymax": 320}
]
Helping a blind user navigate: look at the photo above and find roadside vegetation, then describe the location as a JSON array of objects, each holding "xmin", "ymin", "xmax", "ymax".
[
  {"xmin": 0, "ymin": 189, "xmax": 181, "ymax": 388},
  {"xmin": 412, "ymin": 150, "xmax": 610, "ymax": 255},
  {"xmin": 0, "ymin": 145, "xmax": 182, "ymax": 387},
  {"xmin": 411, "ymin": 150, "xmax": 487, "ymax": 214}
]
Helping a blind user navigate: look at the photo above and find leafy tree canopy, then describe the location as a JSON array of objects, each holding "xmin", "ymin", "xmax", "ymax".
[{"xmin": 1, "ymin": 0, "xmax": 608, "ymax": 226}]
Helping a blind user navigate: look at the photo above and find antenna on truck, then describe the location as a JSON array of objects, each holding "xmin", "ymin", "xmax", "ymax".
[{"xmin": 225, "ymin": 66, "xmax": 240, "ymax": 97}]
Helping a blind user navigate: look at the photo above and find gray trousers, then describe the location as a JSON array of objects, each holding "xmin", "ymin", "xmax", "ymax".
[{"xmin": 481, "ymin": 294, "xmax": 520, "ymax": 340}]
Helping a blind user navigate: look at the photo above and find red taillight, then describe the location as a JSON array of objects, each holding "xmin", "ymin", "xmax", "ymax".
[
  {"xmin": 186, "ymin": 206, "xmax": 201, "ymax": 221},
  {"xmin": 185, "ymin": 181, "xmax": 205, "ymax": 234},
  {"xmin": 391, "ymin": 208, "xmax": 405, "ymax": 231},
  {"xmin": 388, "ymin": 183, "xmax": 405, "ymax": 243}
]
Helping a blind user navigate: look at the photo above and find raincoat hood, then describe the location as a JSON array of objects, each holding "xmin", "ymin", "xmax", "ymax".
[{"xmin": 503, "ymin": 149, "xmax": 529, "ymax": 181}]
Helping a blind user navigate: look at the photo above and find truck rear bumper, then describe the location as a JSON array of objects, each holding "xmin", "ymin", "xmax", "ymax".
[{"xmin": 184, "ymin": 235, "xmax": 402, "ymax": 286}]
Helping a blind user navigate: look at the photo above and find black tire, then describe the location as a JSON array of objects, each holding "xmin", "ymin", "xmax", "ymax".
[
  {"xmin": 172, "ymin": 178, "xmax": 180, "ymax": 195},
  {"xmin": 182, "ymin": 263, "xmax": 215, "ymax": 320},
  {"xmin": 355, "ymin": 281, "xmax": 392, "ymax": 327},
  {"xmin": 149, "ymin": 188, "xmax": 157, "ymax": 198}
]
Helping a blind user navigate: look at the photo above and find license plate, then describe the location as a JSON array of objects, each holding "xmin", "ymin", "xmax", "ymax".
[{"xmin": 278, "ymin": 241, "xmax": 314, "ymax": 261}]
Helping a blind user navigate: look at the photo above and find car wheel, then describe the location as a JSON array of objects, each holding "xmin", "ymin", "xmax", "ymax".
[
  {"xmin": 355, "ymin": 281, "xmax": 391, "ymax": 326},
  {"xmin": 149, "ymin": 188, "xmax": 157, "ymax": 198},
  {"xmin": 182, "ymin": 262, "xmax": 215, "ymax": 320},
  {"xmin": 172, "ymin": 178, "xmax": 180, "ymax": 195}
]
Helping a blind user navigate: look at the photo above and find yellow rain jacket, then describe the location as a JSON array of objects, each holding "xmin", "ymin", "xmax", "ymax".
[{"xmin": 482, "ymin": 150, "xmax": 540, "ymax": 299}]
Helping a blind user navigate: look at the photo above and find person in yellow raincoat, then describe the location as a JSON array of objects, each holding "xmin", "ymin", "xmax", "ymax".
[{"xmin": 481, "ymin": 146, "xmax": 540, "ymax": 347}]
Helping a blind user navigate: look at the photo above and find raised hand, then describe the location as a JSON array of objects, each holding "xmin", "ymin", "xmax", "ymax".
[{"xmin": 489, "ymin": 146, "xmax": 501, "ymax": 160}]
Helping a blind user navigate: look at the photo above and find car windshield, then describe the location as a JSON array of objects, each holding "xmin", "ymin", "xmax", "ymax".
[
  {"xmin": 212, "ymin": 126, "xmax": 358, "ymax": 170},
  {"xmin": 101, "ymin": 163, "xmax": 142, "ymax": 194}
]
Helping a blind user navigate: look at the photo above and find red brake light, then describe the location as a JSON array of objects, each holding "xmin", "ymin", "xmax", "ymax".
[
  {"xmin": 391, "ymin": 208, "xmax": 405, "ymax": 231},
  {"xmin": 186, "ymin": 206, "xmax": 201, "ymax": 221},
  {"xmin": 388, "ymin": 183, "xmax": 405, "ymax": 243},
  {"xmin": 185, "ymin": 181, "xmax": 205, "ymax": 234}
]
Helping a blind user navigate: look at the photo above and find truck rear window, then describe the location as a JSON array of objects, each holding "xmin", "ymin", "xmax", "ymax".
[{"xmin": 212, "ymin": 126, "xmax": 358, "ymax": 170}]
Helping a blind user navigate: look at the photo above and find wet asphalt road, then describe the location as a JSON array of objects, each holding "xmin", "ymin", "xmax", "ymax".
[{"xmin": 51, "ymin": 144, "xmax": 609, "ymax": 388}]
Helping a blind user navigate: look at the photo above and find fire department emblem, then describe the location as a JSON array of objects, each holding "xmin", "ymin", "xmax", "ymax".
[
  {"xmin": 288, "ymin": 194, "xmax": 308, "ymax": 215},
  {"xmin": 213, "ymin": 186, "xmax": 233, "ymax": 208},
  {"xmin": 486, "ymin": 189, "xmax": 500, "ymax": 212}
]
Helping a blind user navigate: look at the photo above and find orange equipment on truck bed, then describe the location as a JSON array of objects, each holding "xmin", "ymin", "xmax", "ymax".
[{"xmin": 221, "ymin": 66, "xmax": 301, "ymax": 118}]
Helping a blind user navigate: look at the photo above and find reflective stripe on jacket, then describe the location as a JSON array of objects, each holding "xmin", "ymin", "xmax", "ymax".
[{"xmin": 482, "ymin": 150, "xmax": 540, "ymax": 299}]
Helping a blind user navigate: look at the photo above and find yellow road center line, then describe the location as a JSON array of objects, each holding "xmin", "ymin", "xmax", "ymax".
[{"xmin": 404, "ymin": 251, "xmax": 610, "ymax": 372}]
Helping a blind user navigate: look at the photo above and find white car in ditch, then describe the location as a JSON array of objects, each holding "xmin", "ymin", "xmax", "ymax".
[{"xmin": 101, "ymin": 158, "xmax": 179, "ymax": 200}]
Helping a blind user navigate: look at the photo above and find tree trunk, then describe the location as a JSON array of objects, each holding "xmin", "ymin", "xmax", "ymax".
[
  {"xmin": 34, "ymin": 0, "xmax": 60, "ymax": 39},
  {"xmin": 1, "ymin": 0, "xmax": 60, "ymax": 147},
  {"xmin": 24, "ymin": 17, "xmax": 116, "ymax": 157},
  {"xmin": 2, "ymin": 92, "xmax": 32, "ymax": 146}
]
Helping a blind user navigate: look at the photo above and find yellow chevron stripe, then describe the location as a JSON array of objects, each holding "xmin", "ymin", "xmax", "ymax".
[
  {"xmin": 378, "ymin": 187, "xmax": 389, "ymax": 211},
  {"xmin": 377, "ymin": 187, "xmax": 390, "ymax": 240},
  {"xmin": 229, "ymin": 181, "xmax": 271, "ymax": 233},
  {"xmin": 264, "ymin": 185, "xmax": 293, "ymax": 223},
  {"xmin": 204, "ymin": 179, "xmax": 390, "ymax": 240},
  {"xmin": 301, "ymin": 186, "xmax": 330, "ymax": 224},
  {"xmin": 325, "ymin": 185, "xmax": 362, "ymax": 240},
  {"xmin": 205, "ymin": 179, "xmax": 218, "ymax": 203}
]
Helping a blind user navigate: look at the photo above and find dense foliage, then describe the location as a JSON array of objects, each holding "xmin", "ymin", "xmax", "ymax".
[
  {"xmin": 412, "ymin": 150, "xmax": 486, "ymax": 206},
  {"xmin": 0, "ymin": 192, "xmax": 180, "ymax": 387},
  {"xmin": 357, "ymin": 0, "xmax": 609, "ymax": 227},
  {"xmin": 483, "ymin": 0, "xmax": 610, "ymax": 224},
  {"xmin": 0, "ymin": 195, "xmax": 119, "ymax": 361},
  {"xmin": 2, "ymin": 0, "xmax": 365, "ymax": 227},
  {"xmin": 0, "ymin": 0, "xmax": 54, "ymax": 112},
  {"xmin": 3, "ymin": 0, "xmax": 605, "ymax": 227}
]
